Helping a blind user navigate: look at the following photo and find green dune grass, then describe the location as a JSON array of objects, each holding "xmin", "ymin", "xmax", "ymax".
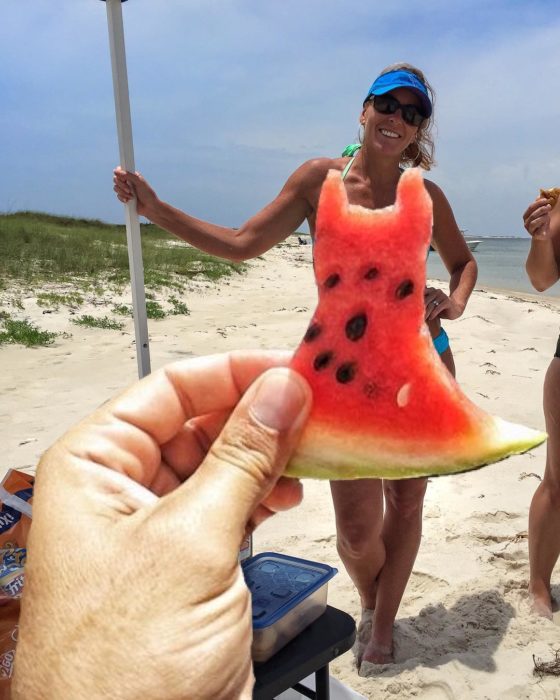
[
  {"xmin": 0, "ymin": 211, "xmax": 245, "ymax": 289},
  {"xmin": 0, "ymin": 211, "xmax": 247, "ymax": 346}
]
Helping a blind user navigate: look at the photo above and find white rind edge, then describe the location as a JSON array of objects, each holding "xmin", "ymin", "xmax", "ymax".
[{"xmin": 286, "ymin": 416, "xmax": 547, "ymax": 480}]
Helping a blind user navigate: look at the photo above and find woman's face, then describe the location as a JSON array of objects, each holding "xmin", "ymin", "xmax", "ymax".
[{"xmin": 361, "ymin": 87, "xmax": 422, "ymax": 158}]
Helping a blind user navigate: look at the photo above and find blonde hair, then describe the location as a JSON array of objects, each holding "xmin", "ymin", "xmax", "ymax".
[{"xmin": 368, "ymin": 62, "xmax": 436, "ymax": 171}]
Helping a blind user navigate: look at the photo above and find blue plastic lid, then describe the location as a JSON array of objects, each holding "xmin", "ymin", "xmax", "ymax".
[{"xmin": 242, "ymin": 552, "xmax": 337, "ymax": 629}]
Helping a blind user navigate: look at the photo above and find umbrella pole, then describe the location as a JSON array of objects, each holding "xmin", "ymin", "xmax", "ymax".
[
  {"xmin": 101, "ymin": 2, "xmax": 254, "ymax": 562},
  {"xmin": 102, "ymin": 0, "xmax": 151, "ymax": 378}
]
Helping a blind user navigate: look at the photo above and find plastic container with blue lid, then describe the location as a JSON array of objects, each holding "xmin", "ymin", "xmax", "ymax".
[{"xmin": 242, "ymin": 551, "xmax": 338, "ymax": 662}]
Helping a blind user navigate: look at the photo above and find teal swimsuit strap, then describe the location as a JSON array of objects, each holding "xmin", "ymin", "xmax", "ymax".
[
  {"xmin": 341, "ymin": 143, "xmax": 362, "ymax": 157},
  {"xmin": 341, "ymin": 156, "xmax": 355, "ymax": 181}
]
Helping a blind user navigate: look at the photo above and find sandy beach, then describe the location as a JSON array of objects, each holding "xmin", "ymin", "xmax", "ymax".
[{"xmin": 3, "ymin": 238, "xmax": 560, "ymax": 699}]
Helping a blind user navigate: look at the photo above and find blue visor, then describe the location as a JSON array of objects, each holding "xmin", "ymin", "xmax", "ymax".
[{"xmin": 364, "ymin": 70, "xmax": 432, "ymax": 118}]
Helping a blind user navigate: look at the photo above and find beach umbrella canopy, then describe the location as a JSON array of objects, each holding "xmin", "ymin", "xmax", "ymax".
[{"xmin": 100, "ymin": 0, "xmax": 150, "ymax": 378}]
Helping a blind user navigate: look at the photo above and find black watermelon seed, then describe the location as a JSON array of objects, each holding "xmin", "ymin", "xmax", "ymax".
[
  {"xmin": 345, "ymin": 313, "xmax": 367, "ymax": 342},
  {"xmin": 324, "ymin": 273, "xmax": 341, "ymax": 289},
  {"xmin": 313, "ymin": 351, "xmax": 333, "ymax": 371},
  {"xmin": 304, "ymin": 323, "xmax": 322, "ymax": 343},
  {"xmin": 336, "ymin": 362, "xmax": 357, "ymax": 384},
  {"xmin": 364, "ymin": 267, "xmax": 379, "ymax": 280},
  {"xmin": 396, "ymin": 279, "xmax": 414, "ymax": 299}
]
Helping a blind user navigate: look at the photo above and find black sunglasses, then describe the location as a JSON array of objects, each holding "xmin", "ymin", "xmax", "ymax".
[{"xmin": 369, "ymin": 94, "xmax": 427, "ymax": 128}]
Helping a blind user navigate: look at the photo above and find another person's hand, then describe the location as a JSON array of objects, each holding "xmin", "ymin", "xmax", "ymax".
[
  {"xmin": 523, "ymin": 197, "xmax": 553, "ymax": 239},
  {"xmin": 12, "ymin": 351, "xmax": 312, "ymax": 700},
  {"xmin": 424, "ymin": 286, "xmax": 463, "ymax": 321},
  {"xmin": 552, "ymin": 198, "xmax": 560, "ymax": 237},
  {"xmin": 113, "ymin": 166, "xmax": 160, "ymax": 218}
]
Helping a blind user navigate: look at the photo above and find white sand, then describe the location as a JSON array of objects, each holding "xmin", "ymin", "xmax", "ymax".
[{"xmin": 3, "ymin": 239, "xmax": 560, "ymax": 699}]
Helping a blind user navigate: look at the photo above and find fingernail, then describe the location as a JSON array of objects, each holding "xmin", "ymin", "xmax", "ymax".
[{"xmin": 251, "ymin": 369, "xmax": 309, "ymax": 431}]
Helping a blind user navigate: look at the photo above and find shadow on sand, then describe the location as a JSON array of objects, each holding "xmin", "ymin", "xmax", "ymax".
[
  {"xmin": 361, "ymin": 589, "xmax": 515, "ymax": 677},
  {"xmin": 551, "ymin": 583, "xmax": 560, "ymax": 614}
]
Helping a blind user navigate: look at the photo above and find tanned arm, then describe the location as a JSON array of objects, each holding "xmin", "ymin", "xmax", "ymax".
[
  {"xmin": 426, "ymin": 180, "xmax": 477, "ymax": 319},
  {"xmin": 525, "ymin": 196, "xmax": 560, "ymax": 292},
  {"xmin": 113, "ymin": 160, "xmax": 331, "ymax": 262}
]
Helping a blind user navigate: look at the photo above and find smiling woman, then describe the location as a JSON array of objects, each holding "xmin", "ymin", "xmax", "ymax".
[
  {"xmin": 359, "ymin": 63, "xmax": 436, "ymax": 170},
  {"xmin": 112, "ymin": 59, "xmax": 477, "ymax": 673}
]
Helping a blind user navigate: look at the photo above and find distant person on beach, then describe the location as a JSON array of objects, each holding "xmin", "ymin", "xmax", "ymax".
[
  {"xmin": 113, "ymin": 62, "xmax": 477, "ymax": 666},
  {"xmin": 524, "ymin": 187, "xmax": 560, "ymax": 619},
  {"xmin": 13, "ymin": 352, "xmax": 311, "ymax": 700}
]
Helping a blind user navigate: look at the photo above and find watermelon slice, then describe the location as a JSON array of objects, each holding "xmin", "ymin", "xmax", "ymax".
[{"xmin": 287, "ymin": 168, "xmax": 546, "ymax": 480}]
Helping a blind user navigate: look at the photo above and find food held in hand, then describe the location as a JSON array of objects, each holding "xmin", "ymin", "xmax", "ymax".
[
  {"xmin": 288, "ymin": 169, "xmax": 546, "ymax": 479},
  {"xmin": 539, "ymin": 187, "xmax": 560, "ymax": 208}
]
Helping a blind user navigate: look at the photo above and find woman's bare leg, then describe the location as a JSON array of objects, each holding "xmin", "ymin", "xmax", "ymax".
[
  {"xmin": 331, "ymin": 343, "xmax": 456, "ymax": 665},
  {"xmin": 330, "ymin": 479, "xmax": 385, "ymax": 665},
  {"xmin": 529, "ymin": 358, "xmax": 560, "ymax": 618},
  {"xmin": 330, "ymin": 479, "xmax": 385, "ymax": 611},
  {"xmin": 362, "ymin": 344, "xmax": 455, "ymax": 663},
  {"xmin": 362, "ymin": 477, "xmax": 427, "ymax": 663}
]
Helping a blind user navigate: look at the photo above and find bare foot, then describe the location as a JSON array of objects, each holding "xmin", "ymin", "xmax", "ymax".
[
  {"xmin": 352, "ymin": 608, "xmax": 374, "ymax": 666},
  {"xmin": 361, "ymin": 639, "xmax": 394, "ymax": 665},
  {"xmin": 529, "ymin": 591, "xmax": 554, "ymax": 620}
]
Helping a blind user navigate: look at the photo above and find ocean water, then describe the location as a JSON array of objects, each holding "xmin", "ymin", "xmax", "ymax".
[{"xmin": 427, "ymin": 237, "xmax": 556, "ymax": 297}]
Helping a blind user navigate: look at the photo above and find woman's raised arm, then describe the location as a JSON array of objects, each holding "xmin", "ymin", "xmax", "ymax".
[{"xmin": 113, "ymin": 159, "xmax": 331, "ymax": 262}]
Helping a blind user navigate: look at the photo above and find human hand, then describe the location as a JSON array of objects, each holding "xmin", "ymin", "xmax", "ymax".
[
  {"xmin": 113, "ymin": 166, "xmax": 160, "ymax": 218},
  {"xmin": 523, "ymin": 197, "xmax": 553, "ymax": 239},
  {"xmin": 424, "ymin": 286, "xmax": 463, "ymax": 321},
  {"xmin": 12, "ymin": 351, "xmax": 312, "ymax": 700},
  {"xmin": 549, "ymin": 195, "xmax": 560, "ymax": 237}
]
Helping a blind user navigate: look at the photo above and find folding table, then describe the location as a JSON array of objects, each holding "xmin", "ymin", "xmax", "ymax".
[{"xmin": 253, "ymin": 606, "xmax": 356, "ymax": 700}]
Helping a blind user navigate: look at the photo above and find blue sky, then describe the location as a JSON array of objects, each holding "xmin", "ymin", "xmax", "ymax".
[{"xmin": 1, "ymin": 1, "xmax": 559, "ymax": 237}]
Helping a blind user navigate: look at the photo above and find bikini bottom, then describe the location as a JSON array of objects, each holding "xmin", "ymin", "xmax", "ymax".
[{"xmin": 433, "ymin": 327, "xmax": 450, "ymax": 356}]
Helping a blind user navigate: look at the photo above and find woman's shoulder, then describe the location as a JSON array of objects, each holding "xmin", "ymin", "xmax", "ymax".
[
  {"xmin": 422, "ymin": 176, "xmax": 443, "ymax": 196},
  {"xmin": 289, "ymin": 157, "xmax": 347, "ymax": 188},
  {"xmin": 300, "ymin": 156, "xmax": 347, "ymax": 176},
  {"xmin": 420, "ymin": 176, "xmax": 463, "ymax": 236},
  {"xmin": 421, "ymin": 177, "xmax": 452, "ymax": 210}
]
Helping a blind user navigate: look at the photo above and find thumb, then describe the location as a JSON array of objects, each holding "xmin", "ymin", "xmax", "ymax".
[{"xmin": 159, "ymin": 367, "xmax": 312, "ymax": 548}]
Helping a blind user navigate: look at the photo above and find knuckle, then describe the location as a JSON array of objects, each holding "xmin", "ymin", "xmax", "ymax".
[{"xmin": 210, "ymin": 418, "xmax": 279, "ymax": 482}]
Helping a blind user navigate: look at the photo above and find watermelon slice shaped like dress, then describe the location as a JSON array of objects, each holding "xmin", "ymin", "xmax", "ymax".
[{"xmin": 287, "ymin": 168, "xmax": 546, "ymax": 479}]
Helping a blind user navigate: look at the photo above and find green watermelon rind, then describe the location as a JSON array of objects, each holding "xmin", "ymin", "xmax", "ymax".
[{"xmin": 285, "ymin": 418, "xmax": 547, "ymax": 480}]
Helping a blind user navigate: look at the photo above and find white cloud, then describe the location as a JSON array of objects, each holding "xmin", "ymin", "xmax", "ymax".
[{"xmin": 1, "ymin": 0, "xmax": 559, "ymax": 240}]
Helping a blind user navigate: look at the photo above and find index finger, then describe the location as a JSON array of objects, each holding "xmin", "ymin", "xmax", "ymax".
[
  {"xmin": 107, "ymin": 350, "xmax": 292, "ymax": 446},
  {"xmin": 523, "ymin": 198, "xmax": 549, "ymax": 222}
]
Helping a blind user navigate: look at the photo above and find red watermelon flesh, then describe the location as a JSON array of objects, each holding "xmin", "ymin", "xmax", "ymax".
[{"xmin": 287, "ymin": 168, "xmax": 546, "ymax": 479}]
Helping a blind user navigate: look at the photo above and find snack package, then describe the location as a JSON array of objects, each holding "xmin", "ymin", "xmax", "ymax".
[
  {"xmin": 0, "ymin": 599, "xmax": 19, "ymax": 698},
  {"xmin": 0, "ymin": 470, "xmax": 33, "ymax": 697},
  {"xmin": 0, "ymin": 548, "xmax": 26, "ymax": 602},
  {"xmin": 0, "ymin": 469, "xmax": 33, "ymax": 554}
]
